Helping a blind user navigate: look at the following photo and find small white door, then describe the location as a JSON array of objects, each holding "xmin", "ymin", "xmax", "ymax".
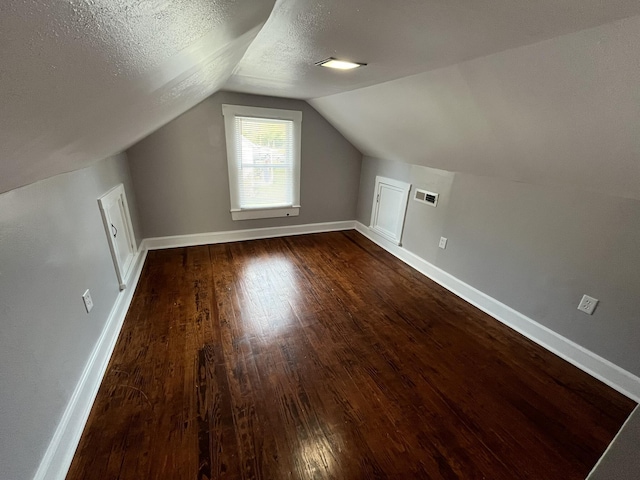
[
  {"xmin": 98, "ymin": 184, "xmax": 137, "ymax": 290},
  {"xmin": 370, "ymin": 176, "xmax": 411, "ymax": 245}
]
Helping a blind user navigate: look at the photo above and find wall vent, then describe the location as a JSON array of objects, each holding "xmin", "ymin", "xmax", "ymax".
[{"xmin": 414, "ymin": 189, "xmax": 439, "ymax": 207}]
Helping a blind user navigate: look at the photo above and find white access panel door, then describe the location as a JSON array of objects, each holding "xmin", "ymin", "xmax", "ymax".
[
  {"xmin": 98, "ymin": 184, "xmax": 137, "ymax": 290},
  {"xmin": 370, "ymin": 176, "xmax": 411, "ymax": 245}
]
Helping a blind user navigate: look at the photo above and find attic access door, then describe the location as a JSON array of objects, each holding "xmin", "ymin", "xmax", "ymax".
[
  {"xmin": 98, "ymin": 184, "xmax": 137, "ymax": 290},
  {"xmin": 370, "ymin": 176, "xmax": 411, "ymax": 246}
]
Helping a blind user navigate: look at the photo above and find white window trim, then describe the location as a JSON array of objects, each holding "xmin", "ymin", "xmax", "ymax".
[{"xmin": 222, "ymin": 104, "xmax": 302, "ymax": 221}]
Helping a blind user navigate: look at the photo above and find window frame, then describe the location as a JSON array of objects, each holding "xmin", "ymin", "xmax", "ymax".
[{"xmin": 222, "ymin": 104, "xmax": 302, "ymax": 221}]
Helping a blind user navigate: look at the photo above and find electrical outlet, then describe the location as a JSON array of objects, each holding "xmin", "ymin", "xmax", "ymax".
[
  {"xmin": 439, "ymin": 237, "xmax": 448, "ymax": 249},
  {"xmin": 577, "ymin": 294, "xmax": 598, "ymax": 315},
  {"xmin": 82, "ymin": 289, "xmax": 94, "ymax": 313}
]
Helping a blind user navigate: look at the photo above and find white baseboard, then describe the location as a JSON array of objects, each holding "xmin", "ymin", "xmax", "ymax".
[
  {"xmin": 141, "ymin": 220, "xmax": 356, "ymax": 250},
  {"xmin": 34, "ymin": 248, "xmax": 148, "ymax": 480},
  {"xmin": 355, "ymin": 222, "xmax": 640, "ymax": 403}
]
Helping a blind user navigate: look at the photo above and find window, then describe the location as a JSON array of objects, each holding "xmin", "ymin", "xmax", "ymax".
[{"xmin": 222, "ymin": 104, "xmax": 302, "ymax": 221}]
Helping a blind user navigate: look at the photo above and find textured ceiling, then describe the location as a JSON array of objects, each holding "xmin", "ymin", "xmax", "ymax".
[
  {"xmin": 310, "ymin": 16, "xmax": 640, "ymax": 200},
  {"xmin": 3, "ymin": 0, "xmax": 640, "ymax": 194},
  {"xmin": 0, "ymin": 0, "xmax": 275, "ymax": 194},
  {"xmin": 224, "ymin": 0, "xmax": 640, "ymax": 99}
]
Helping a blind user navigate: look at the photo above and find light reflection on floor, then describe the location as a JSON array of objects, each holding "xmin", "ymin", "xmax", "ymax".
[
  {"xmin": 295, "ymin": 431, "xmax": 339, "ymax": 477},
  {"xmin": 239, "ymin": 254, "xmax": 343, "ymax": 476},
  {"xmin": 237, "ymin": 254, "xmax": 302, "ymax": 337}
]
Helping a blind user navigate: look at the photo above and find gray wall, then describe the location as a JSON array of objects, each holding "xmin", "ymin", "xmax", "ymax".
[
  {"xmin": 127, "ymin": 91, "xmax": 362, "ymax": 239},
  {"xmin": 0, "ymin": 154, "xmax": 140, "ymax": 480},
  {"xmin": 358, "ymin": 156, "xmax": 640, "ymax": 376}
]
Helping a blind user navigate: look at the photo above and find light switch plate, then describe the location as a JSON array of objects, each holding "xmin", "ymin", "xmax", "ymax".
[{"xmin": 439, "ymin": 237, "xmax": 448, "ymax": 249}]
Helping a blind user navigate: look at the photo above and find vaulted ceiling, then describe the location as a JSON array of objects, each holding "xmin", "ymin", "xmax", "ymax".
[
  {"xmin": 2, "ymin": 0, "xmax": 640, "ymax": 195},
  {"xmin": 0, "ymin": 0, "xmax": 275, "ymax": 194},
  {"xmin": 225, "ymin": 0, "xmax": 640, "ymax": 99}
]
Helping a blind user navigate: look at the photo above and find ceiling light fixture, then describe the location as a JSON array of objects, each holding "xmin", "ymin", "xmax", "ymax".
[{"xmin": 315, "ymin": 57, "xmax": 367, "ymax": 70}]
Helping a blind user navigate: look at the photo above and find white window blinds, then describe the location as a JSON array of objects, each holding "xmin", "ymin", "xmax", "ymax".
[
  {"xmin": 234, "ymin": 116, "xmax": 294, "ymax": 209},
  {"xmin": 223, "ymin": 104, "xmax": 302, "ymax": 221}
]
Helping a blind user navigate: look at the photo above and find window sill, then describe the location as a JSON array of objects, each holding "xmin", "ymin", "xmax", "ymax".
[{"xmin": 231, "ymin": 206, "xmax": 300, "ymax": 221}]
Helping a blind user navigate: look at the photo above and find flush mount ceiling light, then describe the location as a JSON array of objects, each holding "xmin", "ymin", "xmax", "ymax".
[{"xmin": 315, "ymin": 57, "xmax": 367, "ymax": 70}]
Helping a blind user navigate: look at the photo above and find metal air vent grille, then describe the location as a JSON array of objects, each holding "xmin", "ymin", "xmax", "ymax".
[{"xmin": 414, "ymin": 189, "xmax": 439, "ymax": 207}]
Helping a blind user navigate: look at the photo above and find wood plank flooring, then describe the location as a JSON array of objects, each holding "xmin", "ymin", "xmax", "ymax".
[{"xmin": 66, "ymin": 231, "xmax": 636, "ymax": 480}]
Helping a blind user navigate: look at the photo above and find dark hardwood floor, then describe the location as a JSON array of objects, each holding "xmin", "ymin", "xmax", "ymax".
[{"xmin": 67, "ymin": 231, "xmax": 636, "ymax": 480}]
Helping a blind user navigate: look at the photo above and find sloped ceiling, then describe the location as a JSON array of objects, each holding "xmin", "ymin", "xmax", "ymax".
[
  {"xmin": 309, "ymin": 15, "xmax": 640, "ymax": 200},
  {"xmin": 0, "ymin": 0, "xmax": 276, "ymax": 194},
  {"xmin": 224, "ymin": 0, "xmax": 640, "ymax": 99},
  {"xmin": 3, "ymin": 0, "xmax": 640, "ymax": 195}
]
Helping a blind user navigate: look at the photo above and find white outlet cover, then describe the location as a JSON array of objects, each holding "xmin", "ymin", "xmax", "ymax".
[
  {"xmin": 439, "ymin": 237, "xmax": 448, "ymax": 249},
  {"xmin": 82, "ymin": 289, "xmax": 94, "ymax": 313},
  {"xmin": 577, "ymin": 294, "xmax": 598, "ymax": 315}
]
